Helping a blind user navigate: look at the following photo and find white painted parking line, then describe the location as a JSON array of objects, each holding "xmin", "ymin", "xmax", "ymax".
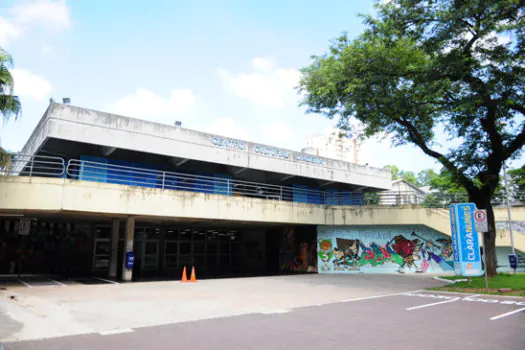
[
  {"xmin": 94, "ymin": 277, "xmax": 119, "ymax": 285},
  {"xmin": 18, "ymin": 279, "xmax": 64, "ymax": 288},
  {"xmin": 490, "ymin": 307, "xmax": 525, "ymax": 321},
  {"xmin": 17, "ymin": 279, "xmax": 32, "ymax": 288},
  {"xmin": 406, "ymin": 297, "xmax": 460, "ymax": 311},
  {"xmin": 341, "ymin": 290, "xmax": 424, "ymax": 303},
  {"xmin": 99, "ymin": 328, "xmax": 134, "ymax": 336},
  {"xmin": 49, "ymin": 279, "xmax": 66, "ymax": 287}
]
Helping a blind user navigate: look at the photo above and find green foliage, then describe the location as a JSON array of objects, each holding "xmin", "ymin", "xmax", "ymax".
[
  {"xmin": 433, "ymin": 273, "xmax": 525, "ymax": 296},
  {"xmin": 298, "ymin": 0, "xmax": 525, "ymax": 204},
  {"xmin": 364, "ymin": 192, "xmax": 380, "ymax": 205},
  {"xmin": 384, "ymin": 164, "xmax": 419, "ymax": 186},
  {"xmin": 417, "ymin": 169, "xmax": 439, "ymax": 187},
  {"xmin": 0, "ymin": 47, "xmax": 21, "ymax": 121},
  {"xmin": 298, "ymin": 0, "xmax": 525, "ymax": 275},
  {"xmin": 507, "ymin": 164, "xmax": 525, "ymax": 202},
  {"xmin": 0, "ymin": 47, "xmax": 21, "ymax": 167},
  {"xmin": 383, "ymin": 165, "xmax": 400, "ymax": 179}
]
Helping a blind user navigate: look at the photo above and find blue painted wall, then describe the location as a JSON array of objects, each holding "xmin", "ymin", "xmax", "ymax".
[{"xmin": 75, "ymin": 156, "xmax": 363, "ymax": 205}]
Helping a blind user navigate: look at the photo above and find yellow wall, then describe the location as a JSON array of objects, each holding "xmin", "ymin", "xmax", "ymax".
[{"xmin": 1, "ymin": 176, "xmax": 523, "ymax": 251}]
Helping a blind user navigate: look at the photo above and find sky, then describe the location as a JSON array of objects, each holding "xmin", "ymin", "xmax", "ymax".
[{"xmin": 0, "ymin": 0, "xmax": 523, "ymax": 174}]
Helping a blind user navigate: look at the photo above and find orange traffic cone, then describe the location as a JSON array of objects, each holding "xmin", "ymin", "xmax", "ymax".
[
  {"xmin": 181, "ymin": 266, "xmax": 188, "ymax": 282},
  {"xmin": 189, "ymin": 266, "xmax": 197, "ymax": 282}
]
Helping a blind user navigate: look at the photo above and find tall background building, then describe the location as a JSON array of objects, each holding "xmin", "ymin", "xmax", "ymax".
[{"xmin": 302, "ymin": 124, "xmax": 363, "ymax": 164}]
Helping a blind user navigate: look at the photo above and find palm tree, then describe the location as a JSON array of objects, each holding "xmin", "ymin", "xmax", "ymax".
[{"xmin": 0, "ymin": 47, "xmax": 21, "ymax": 169}]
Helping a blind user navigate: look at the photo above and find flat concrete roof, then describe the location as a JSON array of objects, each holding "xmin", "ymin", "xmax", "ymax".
[{"xmin": 20, "ymin": 102, "xmax": 391, "ymax": 190}]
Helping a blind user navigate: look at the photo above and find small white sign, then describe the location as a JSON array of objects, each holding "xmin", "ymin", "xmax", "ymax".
[{"xmin": 474, "ymin": 209, "xmax": 488, "ymax": 232}]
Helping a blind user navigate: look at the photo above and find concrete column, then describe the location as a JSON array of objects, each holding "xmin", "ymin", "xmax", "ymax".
[
  {"xmin": 121, "ymin": 217, "xmax": 135, "ymax": 281},
  {"xmin": 109, "ymin": 219, "xmax": 120, "ymax": 278}
]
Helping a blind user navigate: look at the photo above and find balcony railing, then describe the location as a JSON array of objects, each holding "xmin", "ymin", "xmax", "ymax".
[
  {"xmin": 1, "ymin": 154, "xmax": 522, "ymax": 208},
  {"xmin": 3, "ymin": 154, "xmax": 65, "ymax": 177}
]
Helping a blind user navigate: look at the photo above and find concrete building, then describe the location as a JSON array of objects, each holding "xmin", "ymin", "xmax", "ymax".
[
  {"xmin": 0, "ymin": 102, "xmax": 394, "ymax": 281},
  {"xmin": 302, "ymin": 127, "xmax": 361, "ymax": 164},
  {"xmin": 379, "ymin": 179, "xmax": 428, "ymax": 206},
  {"xmin": 0, "ymin": 102, "xmax": 523, "ymax": 281}
]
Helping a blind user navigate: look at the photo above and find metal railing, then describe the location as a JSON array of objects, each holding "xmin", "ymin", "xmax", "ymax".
[
  {"xmin": 65, "ymin": 159, "xmax": 356, "ymax": 205},
  {"xmin": 2, "ymin": 154, "xmax": 523, "ymax": 208},
  {"xmin": 2, "ymin": 154, "xmax": 65, "ymax": 177}
]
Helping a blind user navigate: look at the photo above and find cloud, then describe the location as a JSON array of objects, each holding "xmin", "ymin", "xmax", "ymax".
[
  {"xmin": 0, "ymin": 18, "xmax": 21, "ymax": 47},
  {"xmin": 9, "ymin": 0, "xmax": 71, "ymax": 31},
  {"xmin": 217, "ymin": 57, "xmax": 300, "ymax": 107},
  {"xmin": 10, "ymin": 69, "xmax": 53, "ymax": 100},
  {"xmin": 205, "ymin": 117, "xmax": 250, "ymax": 140},
  {"xmin": 251, "ymin": 57, "xmax": 275, "ymax": 72},
  {"xmin": 108, "ymin": 88, "xmax": 196, "ymax": 123},
  {"xmin": 262, "ymin": 121, "xmax": 295, "ymax": 143},
  {"xmin": 0, "ymin": 0, "xmax": 71, "ymax": 47}
]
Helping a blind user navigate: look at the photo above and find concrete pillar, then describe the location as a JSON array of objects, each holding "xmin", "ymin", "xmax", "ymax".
[
  {"xmin": 109, "ymin": 219, "xmax": 120, "ymax": 278},
  {"xmin": 121, "ymin": 217, "xmax": 135, "ymax": 281}
]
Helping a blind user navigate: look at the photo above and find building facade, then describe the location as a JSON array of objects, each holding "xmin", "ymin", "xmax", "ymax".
[{"xmin": 0, "ymin": 102, "xmax": 523, "ymax": 282}]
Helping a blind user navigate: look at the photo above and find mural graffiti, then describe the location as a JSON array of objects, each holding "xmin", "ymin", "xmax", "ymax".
[
  {"xmin": 280, "ymin": 228, "xmax": 318, "ymax": 273},
  {"xmin": 318, "ymin": 226, "xmax": 455, "ymax": 274}
]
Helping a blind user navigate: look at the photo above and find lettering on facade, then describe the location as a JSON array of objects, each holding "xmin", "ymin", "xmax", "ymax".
[
  {"xmin": 210, "ymin": 137, "xmax": 324, "ymax": 165},
  {"xmin": 296, "ymin": 153, "xmax": 323, "ymax": 165},
  {"xmin": 211, "ymin": 136, "xmax": 246, "ymax": 151},
  {"xmin": 254, "ymin": 145, "xmax": 290, "ymax": 159},
  {"xmin": 463, "ymin": 206, "xmax": 476, "ymax": 261}
]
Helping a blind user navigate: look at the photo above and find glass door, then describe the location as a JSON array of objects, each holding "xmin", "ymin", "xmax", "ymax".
[{"xmin": 142, "ymin": 239, "xmax": 159, "ymax": 270}]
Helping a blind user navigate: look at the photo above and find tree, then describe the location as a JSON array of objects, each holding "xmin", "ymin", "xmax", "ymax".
[
  {"xmin": 0, "ymin": 47, "xmax": 21, "ymax": 167},
  {"xmin": 384, "ymin": 165, "xmax": 400, "ymax": 179},
  {"xmin": 422, "ymin": 168, "xmax": 469, "ymax": 207},
  {"xmin": 298, "ymin": 0, "xmax": 525, "ymax": 276},
  {"xmin": 417, "ymin": 169, "xmax": 439, "ymax": 187},
  {"xmin": 384, "ymin": 164, "xmax": 420, "ymax": 185},
  {"xmin": 507, "ymin": 164, "xmax": 525, "ymax": 202}
]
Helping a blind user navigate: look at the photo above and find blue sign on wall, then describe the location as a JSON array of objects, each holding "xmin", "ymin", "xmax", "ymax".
[
  {"xmin": 125, "ymin": 251, "xmax": 135, "ymax": 269},
  {"xmin": 449, "ymin": 203, "xmax": 483, "ymax": 276},
  {"xmin": 449, "ymin": 205, "xmax": 461, "ymax": 275},
  {"xmin": 509, "ymin": 254, "xmax": 518, "ymax": 269}
]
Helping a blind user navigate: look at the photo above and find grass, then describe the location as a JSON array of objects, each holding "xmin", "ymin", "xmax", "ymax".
[{"xmin": 429, "ymin": 273, "xmax": 525, "ymax": 297}]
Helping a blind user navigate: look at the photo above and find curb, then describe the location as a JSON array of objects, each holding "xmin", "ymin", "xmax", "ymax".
[{"xmin": 433, "ymin": 276, "xmax": 467, "ymax": 284}]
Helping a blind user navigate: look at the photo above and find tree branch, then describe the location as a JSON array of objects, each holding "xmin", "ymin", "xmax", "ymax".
[
  {"xmin": 393, "ymin": 117, "xmax": 477, "ymax": 194},
  {"xmin": 481, "ymin": 101, "xmax": 505, "ymax": 174},
  {"xmin": 509, "ymin": 103, "xmax": 525, "ymax": 116},
  {"xmin": 505, "ymin": 122, "xmax": 525, "ymax": 158}
]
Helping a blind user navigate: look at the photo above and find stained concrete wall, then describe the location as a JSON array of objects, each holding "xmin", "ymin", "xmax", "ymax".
[
  {"xmin": 1, "ymin": 176, "xmax": 524, "ymax": 251},
  {"xmin": 18, "ymin": 102, "xmax": 391, "ymax": 189}
]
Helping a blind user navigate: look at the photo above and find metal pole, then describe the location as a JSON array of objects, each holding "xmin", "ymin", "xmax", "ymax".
[
  {"xmin": 161, "ymin": 172, "xmax": 165, "ymax": 190},
  {"xmin": 503, "ymin": 163, "xmax": 516, "ymax": 274},
  {"xmin": 481, "ymin": 232, "xmax": 489, "ymax": 292},
  {"xmin": 29, "ymin": 156, "xmax": 34, "ymax": 177}
]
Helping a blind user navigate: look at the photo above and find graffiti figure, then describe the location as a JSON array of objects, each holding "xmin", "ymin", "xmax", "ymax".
[
  {"xmin": 411, "ymin": 232, "xmax": 454, "ymax": 272},
  {"xmin": 318, "ymin": 239, "xmax": 334, "ymax": 271},
  {"xmin": 437, "ymin": 238, "xmax": 453, "ymax": 259},
  {"xmin": 389, "ymin": 235, "xmax": 418, "ymax": 273},
  {"xmin": 332, "ymin": 238, "xmax": 360, "ymax": 271}
]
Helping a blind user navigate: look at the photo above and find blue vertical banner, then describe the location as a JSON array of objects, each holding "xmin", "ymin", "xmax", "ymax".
[
  {"xmin": 449, "ymin": 204, "xmax": 461, "ymax": 275},
  {"xmin": 449, "ymin": 203, "xmax": 483, "ymax": 276}
]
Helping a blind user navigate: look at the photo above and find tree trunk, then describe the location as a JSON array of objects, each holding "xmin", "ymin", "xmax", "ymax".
[{"xmin": 475, "ymin": 200, "xmax": 498, "ymax": 277}]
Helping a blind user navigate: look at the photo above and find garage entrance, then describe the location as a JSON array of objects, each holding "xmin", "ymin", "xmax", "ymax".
[{"xmin": 1, "ymin": 217, "xmax": 318, "ymax": 281}]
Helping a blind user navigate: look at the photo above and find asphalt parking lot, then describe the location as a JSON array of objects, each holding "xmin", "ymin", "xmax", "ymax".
[{"xmin": 3, "ymin": 290, "xmax": 524, "ymax": 350}]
